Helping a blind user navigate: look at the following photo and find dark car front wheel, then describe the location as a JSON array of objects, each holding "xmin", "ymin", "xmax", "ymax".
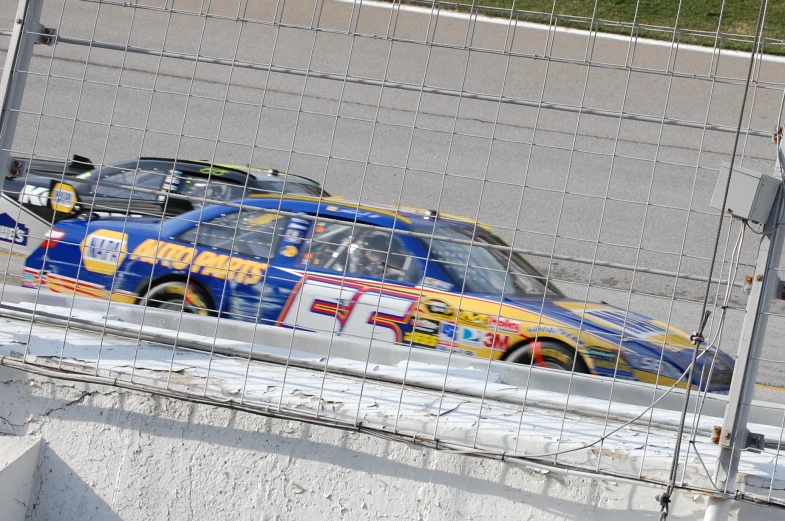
[
  {"xmin": 146, "ymin": 281, "xmax": 213, "ymax": 316},
  {"xmin": 505, "ymin": 340, "xmax": 589, "ymax": 373}
]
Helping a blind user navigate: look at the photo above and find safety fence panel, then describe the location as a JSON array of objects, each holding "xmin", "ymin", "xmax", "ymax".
[{"xmin": 1, "ymin": 0, "xmax": 785, "ymax": 517}]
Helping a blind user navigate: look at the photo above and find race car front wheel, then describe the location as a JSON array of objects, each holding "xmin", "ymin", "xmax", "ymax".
[
  {"xmin": 146, "ymin": 281, "xmax": 213, "ymax": 316},
  {"xmin": 505, "ymin": 340, "xmax": 588, "ymax": 373}
]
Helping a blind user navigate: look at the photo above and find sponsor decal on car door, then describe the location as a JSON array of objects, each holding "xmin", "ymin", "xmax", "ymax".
[{"xmin": 278, "ymin": 275, "xmax": 416, "ymax": 343}]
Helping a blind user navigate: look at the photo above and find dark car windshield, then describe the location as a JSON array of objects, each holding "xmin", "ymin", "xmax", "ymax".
[
  {"xmin": 75, "ymin": 163, "xmax": 165, "ymax": 200},
  {"xmin": 411, "ymin": 223, "xmax": 559, "ymax": 298}
]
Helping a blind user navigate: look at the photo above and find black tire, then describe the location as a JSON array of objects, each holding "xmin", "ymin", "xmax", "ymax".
[
  {"xmin": 146, "ymin": 281, "xmax": 213, "ymax": 316},
  {"xmin": 505, "ymin": 340, "xmax": 589, "ymax": 373}
]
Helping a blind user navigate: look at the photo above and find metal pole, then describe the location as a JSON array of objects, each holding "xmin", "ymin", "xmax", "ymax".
[
  {"xmin": 0, "ymin": 0, "xmax": 46, "ymax": 193},
  {"xmin": 704, "ymin": 140, "xmax": 785, "ymax": 521},
  {"xmin": 704, "ymin": 499, "xmax": 731, "ymax": 521}
]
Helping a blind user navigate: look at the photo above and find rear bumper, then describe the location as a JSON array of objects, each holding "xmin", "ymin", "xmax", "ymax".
[{"xmin": 21, "ymin": 267, "xmax": 137, "ymax": 304}]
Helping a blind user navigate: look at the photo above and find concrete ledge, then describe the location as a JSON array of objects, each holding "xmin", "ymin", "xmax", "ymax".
[{"xmin": 0, "ymin": 435, "xmax": 42, "ymax": 521}]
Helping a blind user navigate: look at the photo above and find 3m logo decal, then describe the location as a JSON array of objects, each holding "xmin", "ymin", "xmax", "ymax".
[
  {"xmin": 438, "ymin": 322, "xmax": 509, "ymax": 350},
  {"xmin": 50, "ymin": 183, "xmax": 78, "ymax": 213},
  {"xmin": 81, "ymin": 230, "xmax": 128, "ymax": 275}
]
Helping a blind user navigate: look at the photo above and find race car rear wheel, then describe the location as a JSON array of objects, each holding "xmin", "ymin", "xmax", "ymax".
[
  {"xmin": 505, "ymin": 340, "xmax": 588, "ymax": 373},
  {"xmin": 146, "ymin": 281, "xmax": 213, "ymax": 316}
]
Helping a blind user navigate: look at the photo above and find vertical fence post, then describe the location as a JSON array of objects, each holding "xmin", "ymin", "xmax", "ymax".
[
  {"xmin": 0, "ymin": 0, "xmax": 46, "ymax": 194},
  {"xmin": 704, "ymin": 143, "xmax": 785, "ymax": 521}
]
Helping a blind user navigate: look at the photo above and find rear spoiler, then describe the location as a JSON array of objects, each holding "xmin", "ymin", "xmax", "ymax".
[
  {"xmin": 9, "ymin": 154, "xmax": 94, "ymax": 178},
  {"xmin": 67, "ymin": 154, "xmax": 94, "ymax": 171}
]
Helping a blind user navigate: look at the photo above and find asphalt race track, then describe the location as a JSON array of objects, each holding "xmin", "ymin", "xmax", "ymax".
[{"xmin": 2, "ymin": 0, "xmax": 785, "ymax": 401}]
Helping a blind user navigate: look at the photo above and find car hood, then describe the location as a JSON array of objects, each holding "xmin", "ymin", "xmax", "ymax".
[{"xmin": 498, "ymin": 295, "xmax": 735, "ymax": 373}]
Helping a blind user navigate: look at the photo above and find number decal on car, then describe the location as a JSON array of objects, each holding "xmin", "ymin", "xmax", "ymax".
[{"xmin": 279, "ymin": 277, "xmax": 416, "ymax": 343}]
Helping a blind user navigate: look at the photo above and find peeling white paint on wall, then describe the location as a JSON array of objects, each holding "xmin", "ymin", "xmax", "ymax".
[{"xmin": 0, "ymin": 366, "xmax": 714, "ymax": 521}]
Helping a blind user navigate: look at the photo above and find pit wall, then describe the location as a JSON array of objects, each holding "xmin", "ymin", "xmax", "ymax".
[{"xmin": 0, "ymin": 366, "xmax": 778, "ymax": 521}]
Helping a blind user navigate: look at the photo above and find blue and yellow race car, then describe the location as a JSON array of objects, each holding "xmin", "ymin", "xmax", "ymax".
[{"xmin": 23, "ymin": 196, "xmax": 734, "ymax": 392}]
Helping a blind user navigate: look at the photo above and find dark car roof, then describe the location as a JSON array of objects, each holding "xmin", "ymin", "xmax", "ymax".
[
  {"xmin": 63, "ymin": 158, "xmax": 329, "ymax": 198},
  {"xmin": 137, "ymin": 158, "xmax": 322, "ymax": 188}
]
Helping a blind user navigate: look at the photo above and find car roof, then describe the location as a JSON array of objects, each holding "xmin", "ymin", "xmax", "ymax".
[
  {"xmin": 230, "ymin": 195, "xmax": 492, "ymax": 232},
  {"xmin": 102, "ymin": 158, "xmax": 322, "ymax": 188},
  {"xmin": 173, "ymin": 159, "xmax": 321, "ymax": 186}
]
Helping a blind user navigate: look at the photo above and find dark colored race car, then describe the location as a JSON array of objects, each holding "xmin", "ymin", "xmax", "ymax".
[
  {"xmin": 23, "ymin": 196, "xmax": 734, "ymax": 393},
  {"xmin": 3, "ymin": 155, "xmax": 330, "ymax": 224}
]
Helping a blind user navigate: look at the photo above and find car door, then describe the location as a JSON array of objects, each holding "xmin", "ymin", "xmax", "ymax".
[
  {"xmin": 162, "ymin": 206, "xmax": 299, "ymax": 325},
  {"xmin": 278, "ymin": 219, "xmax": 426, "ymax": 344}
]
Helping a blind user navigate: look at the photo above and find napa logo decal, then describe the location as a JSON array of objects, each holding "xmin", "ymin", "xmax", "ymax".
[
  {"xmin": 0, "ymin": 213, "xmax": 28, "ymax": 246},
  {"xmin": 50, "ymin": 182, "xmax": 78, "ymax": 213},
  {"xmin": 80, "ymin": 230, "xmax": 128, "ymax": 275}
]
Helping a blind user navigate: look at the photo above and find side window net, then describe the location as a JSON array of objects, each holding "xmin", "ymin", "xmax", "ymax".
[{"xmin": 304, "ymin": 222, "xmax": 421, "ymax": 284}]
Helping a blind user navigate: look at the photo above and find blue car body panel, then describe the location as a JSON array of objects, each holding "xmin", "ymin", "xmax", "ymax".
[{"xmin": 23, "ymin": 197, "xmax": 735, "ymax": 392}]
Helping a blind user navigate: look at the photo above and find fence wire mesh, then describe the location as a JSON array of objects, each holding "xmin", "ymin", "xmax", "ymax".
[{"xmin": 2, "ymin": 0, "xmax": 785, "ymax": 515}]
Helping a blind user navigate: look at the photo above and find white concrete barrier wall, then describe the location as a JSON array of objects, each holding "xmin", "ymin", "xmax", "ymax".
[{"xmin": 1, "ymin": 366, "xmax": 782, "ymax": 521}]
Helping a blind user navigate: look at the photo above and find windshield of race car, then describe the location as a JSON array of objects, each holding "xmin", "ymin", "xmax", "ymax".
[
  {"xmin": 77, "ymin": 166, "xmax": 165, "ymax": 199},
  {"xmin": 411, "ymin": 223, "xmax": 558, "ymax": 298}
]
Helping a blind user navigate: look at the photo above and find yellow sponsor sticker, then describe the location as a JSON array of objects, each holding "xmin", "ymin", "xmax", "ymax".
[
  {"xmin": 129, "ymin": 239, "xmax": 196, "ymax": 270},
  {"xmin": 248, "ymin": 213, "xmax": 281, "ymax": 228},
  {"xmin": 458, "ymin": 310, "xmax": 490, "ymax": 327},
  {"xmin": 199, "ymin": 167, "xmax": 230, "ymax": 176},
  {"xmin": 50, "ymin": 182, "xmax": 78, "ymax": 213},
  {"xmin": 128, "ymin": 239, "xmax": 160, "ymax": 264},
  {"xmin": 420, "ymin": 297, "xmax": 456, "ymax": 320},
  {"xmin": 80, "ymin": 230, "xmax": 128, "ymax": 275},
  {"xmin": 193, "ymin": 251, "xmax": 266, "ymax": 284},
  {"xmin": 280, "ymin": 245, "xmax": 299, "ymax": 257}
]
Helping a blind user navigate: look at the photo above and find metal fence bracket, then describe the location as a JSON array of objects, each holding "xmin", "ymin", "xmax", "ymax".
[
  {"xmin": 32, "ymin": 25, "xmax": 56, "ymax": 46},
  {"xmin": 745, "ymin": 430, "xmax": 765, "ymax": 452}
]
